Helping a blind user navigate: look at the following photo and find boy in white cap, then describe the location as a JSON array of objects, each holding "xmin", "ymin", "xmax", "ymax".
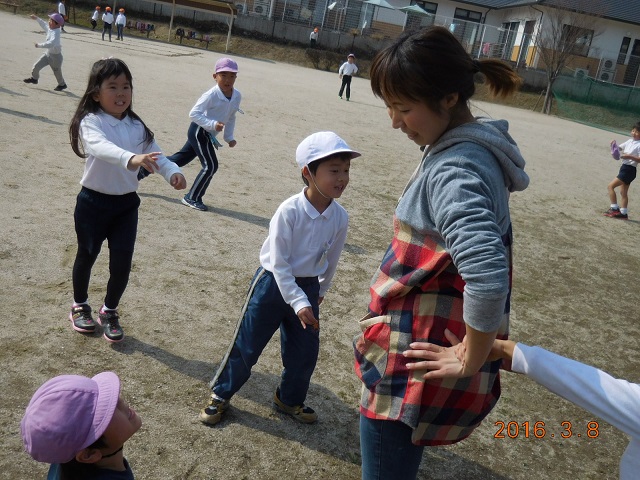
[
  {"xmin": 338, "ymin": 53, "xmax": 358, "ymax": 101},
  {"xmin": 23, "ymin": 13, "xmax": 67, "ymax": 91},
  {"xmin": 139, "ymin": 57, "xmax": 242, "ymax": 212},
  {"xmin": 21, "ymin": 372, "xmax": 142, "ymax": 479},
  {"xmin": 200, "ymin": 132, "xmax": 360, "ymax": 425}
]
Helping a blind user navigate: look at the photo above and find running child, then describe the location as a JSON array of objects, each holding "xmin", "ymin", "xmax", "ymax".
[
  {"xmin": 23, "ymin": 13, "xmax": 67, "ymax": 91},
  {"xmin": 91, "ymin": 6, "xmax": 100, "ymax": 30},
  {"xmin": 68, "ymin": 58, "xmax": 186, "ymax": 343},
  {"xmin": 199, "ymin": 131, "xmax": 360, "ymax": 425},
  {"xmin": 603, "ymin": 122, "xmax": 640, "ymax": 220},
  {"xmin": 21, "ymin": 372, "xmax": 142, "ymax": 479},
  {"xmin": 140, "ymin": 57, "xmax": 242, "ymax": 212}
]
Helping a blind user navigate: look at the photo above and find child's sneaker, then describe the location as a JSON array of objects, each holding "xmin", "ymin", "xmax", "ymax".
[
  {"xmin": 181, "ymin": 196, "xmax": 208, "ymax": 211},
  {"xmin": 609, "ymin": 211, "xmax": 629, "ymax": 220},
  {"xmin": 69, "ymin": 304, "xmax": 96, "ymax": 333},
  {"xmin": 23, "ymin": 77, "xmax": 38, "ymax": 84},
  {"xmin": 603, "ymin": 207, "xmax": 621, "ymax": 217},
  {"xmin": 273, "ymin": 387, "xmax": 317, "ymax": 424},
  {"xmin": 199, "ymin": 394, "xmax": 229, "ymax": 425},
  {"xmin": 98, "ymin": 309, "xmax": 124, "ymax": 343}
]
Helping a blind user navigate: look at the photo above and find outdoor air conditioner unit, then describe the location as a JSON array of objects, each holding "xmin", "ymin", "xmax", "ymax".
[
  {"xmin": 234, "ymin": 2, "xmax": 246, "ymax": 14},
  {"xmin": 252, "ymin": 0, "xmax": 269, "ymax": 16},
  {"xmin": 598, "ymin": 70, "xmax": 614, "ymax": 82},
  {"xmin": 574, "ymin": 68, "xmax": 589, "ymax": 79},
  {"xmin": 601, "ymin": 58, "xmax": 616, "ymax": 71}
]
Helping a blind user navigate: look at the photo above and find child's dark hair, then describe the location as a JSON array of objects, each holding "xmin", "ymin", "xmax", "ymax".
[
  {"xmin": 370, "ymin": 26, "xmax": 522, "ymax": 114},
  {"xmin": 69, "ymin": 58, "xmax": 154, "ymax": 158},
  {"xmin": 58, "ymin": 436, "xmax": 107, "ymax": 480},
  {"xmin": 301, "ymin": 153, "xmax": 351, "ymax": 186},
  {"xmin": 633, "ymin": 121, "xmax": 640, "ymax": 131}
]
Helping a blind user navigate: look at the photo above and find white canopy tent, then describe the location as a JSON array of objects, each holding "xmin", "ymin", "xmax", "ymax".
[
  {"xmin": 398, "ymin": 4, "xmax": 431, "ymax": 31},
  {"xmin": 148, "ymin": 0, "xmax": 237, "ymax": 52},
  {"xmin": 361, "ymin": 0, "xmax": 394, "ymax": 33}
]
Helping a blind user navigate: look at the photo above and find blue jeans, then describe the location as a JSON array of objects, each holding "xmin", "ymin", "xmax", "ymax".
[
  {"xmin": 360, "ymin": 415, "xmax": 424, "ymax": 480},
  {"xmin": 212, "ymin": 268, "xmax": 320, "ymax": 406}
]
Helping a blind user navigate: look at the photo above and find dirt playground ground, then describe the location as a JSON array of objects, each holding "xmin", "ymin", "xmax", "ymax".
[{"xmin": 1, "ymin": 12, "xmax": 639, "ymax": 480}]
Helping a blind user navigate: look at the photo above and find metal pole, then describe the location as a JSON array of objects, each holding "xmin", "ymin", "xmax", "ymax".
[
  {"xmin": 320, "ymin": 0, "xmax": 329, "ymax": 30},
  {"xmin": 168, "ymin": 0, "xmax": 176, "ymax": 42},
  {"xmin": 226, "ymin": 4, "xmax": 233, "ymax": 52}
]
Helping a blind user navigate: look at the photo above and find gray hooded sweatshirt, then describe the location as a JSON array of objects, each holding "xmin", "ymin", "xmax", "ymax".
[{"xmin": 393, "ymin": 118, "xmax": 529, "ymax": 332}]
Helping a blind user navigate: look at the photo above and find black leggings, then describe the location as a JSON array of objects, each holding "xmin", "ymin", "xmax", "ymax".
[{"xmin": 72, "ymin": 187, "xmax": 140, "ymax": 308}]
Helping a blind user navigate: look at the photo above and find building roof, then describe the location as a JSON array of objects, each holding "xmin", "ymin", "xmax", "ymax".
[{"xmin": 451, "ymin": 0, "xmax": 640, "ymax": 27}]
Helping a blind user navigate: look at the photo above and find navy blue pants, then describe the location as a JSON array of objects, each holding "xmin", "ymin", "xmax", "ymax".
[
  {"xmin": 168, "ymin": 122, "xmax": 219, "ymax": 203},
  {"xmin": 211, "ymin": 268, "xmax": 320, "ymax": 407},
  {"xmin": 72, "ymin": 187, "xmax": 140, "ymax": 308},
  {"xmin": 339, "ymin": 75, "xmax": 353, "ymax": 99}
]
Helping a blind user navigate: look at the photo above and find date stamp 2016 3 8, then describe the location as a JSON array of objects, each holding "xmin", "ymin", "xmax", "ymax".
[{"xmin": 494, "ymin": 421, "xmax": 600, "ymax": 439}]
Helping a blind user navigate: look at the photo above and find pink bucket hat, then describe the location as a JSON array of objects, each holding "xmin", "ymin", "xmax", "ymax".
[
  {"xmin": 295, "ymin": 131, "xmax": 360, "ymax": 169},
  {"xmin": 21, "ymin": 372, "xmax": 120, "ymax": 464},
  {"xmin": 48, "ymin": 13, "xmax": 65, "ymax": 26},
  {"xmin": 215, "ymin": 57, "xmax": 239, "ymax": 73}
]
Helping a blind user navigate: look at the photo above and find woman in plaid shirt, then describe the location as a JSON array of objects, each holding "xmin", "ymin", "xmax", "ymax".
[{"xmin": 353, "ymin": 26, "xmax": 529, "ymax": 479}]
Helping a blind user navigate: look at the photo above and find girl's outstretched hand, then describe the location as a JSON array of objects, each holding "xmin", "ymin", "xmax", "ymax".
[
  {"xmin": 404, "ymin": 329, "xmax": 467, "ymax": 380},
  {"xmin": 129, "ymin": 152, "xmax": 160, "ymax": 173},
  {"xmin": 170, "ymin": 173, "xmax": 187, "ymax": 190}
]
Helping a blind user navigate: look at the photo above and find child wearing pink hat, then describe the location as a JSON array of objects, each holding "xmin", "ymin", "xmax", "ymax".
[
  {"xmin": 23, "ymin": 13, "xmax": 67, "ymax": 91},
  {"xmin": 138, "ymin": 57, "xmax": 243, "ymax": 212},
  {"xmin": 21, "ymin": 372, "xmax": 142, "ymax": 479}
]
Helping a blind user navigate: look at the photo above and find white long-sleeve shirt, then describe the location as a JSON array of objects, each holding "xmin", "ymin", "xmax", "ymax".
[
  {"xmin": 188, "ymin": 85, "xmax": 242, "ymax": 143},
  {"xmin": 79, "ymin": 112, "xmax": 182, "ymax": 195},
  {"xmin": 512, "ymin": 344, "xmax": 640, "ymax": 480},
  {"xmin": 259, "ymin": 189, "xmax": 348, "ymax": 313},
  {"xmin": 102, "ymin": 12, "xmax": 114, "ymax": 24},
  {"xmin": 115, "ymin": 13, "xmax": 126, "ymax": 26},
  {"xmin": 35, "ymin": 17, "xmax": 62, "ymax": 54},
  {"xmin": 57, "ymin": 2, "xmax": 66, "ymax": 16},
  {"xmin": 92, "ymin": 10, "xmax": 100, "ymax": 21},
  {"xmin": 339, "ymin": 61, "xmax": 358, "ymax": 76}
]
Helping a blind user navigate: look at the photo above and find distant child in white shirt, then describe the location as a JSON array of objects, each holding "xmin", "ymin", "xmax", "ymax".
[
  {"xmin": 115, "ymin": 9, "xmax": 126, "ymax": 40},
  {"xmin": 199, "ymin": 131, "xmax": 360, "ymax": 426},
  {"xmin": 338, "ymin": 53, "xmax": 358, "ymax": 101},
  {"xmin": 91, "ymin": 6, "xmax": 100, "ymax": 30},
  {"xmin": 23, "ymin": 13, "xmax": 67, "ymax": 91},
  {"xmin": 604, "ymin": 121, "xmax": 640, "ymax": 220}
]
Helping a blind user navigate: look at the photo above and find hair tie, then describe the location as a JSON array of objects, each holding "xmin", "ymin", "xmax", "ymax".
[{"xmin": 472, "ymin": 60, "xmax": 481, "ymax": 73}]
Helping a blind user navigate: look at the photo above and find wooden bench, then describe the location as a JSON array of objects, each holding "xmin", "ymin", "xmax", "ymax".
[
  {"xmin": 127, "ymin": 20, "xmax": 155, "ymax": 37},
  {"xmin": 175, "ymin": 29, "xmax": 211, "ymax": 49},
  {"xmin": 0, "ymin": 1, "xmax": 19, "ymax": 14}
]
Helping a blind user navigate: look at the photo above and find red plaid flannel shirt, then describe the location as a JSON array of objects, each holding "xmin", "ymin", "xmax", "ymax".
[{"xmin": 354, "ymin": 216, "xmax": 510, "ymax": 446}]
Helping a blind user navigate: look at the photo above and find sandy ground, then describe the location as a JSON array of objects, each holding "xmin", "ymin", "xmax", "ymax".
[{"xmin": 1, "ymin": 12, "xmax": 639, "ymax": 480}]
